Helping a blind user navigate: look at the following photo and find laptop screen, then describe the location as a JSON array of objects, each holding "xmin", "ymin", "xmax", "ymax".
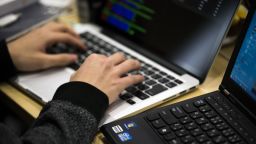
[
  {"xmin": 97, "ymin": 0, "xmax": 240, "ymax": 82},
  {"xmin": 230, "ymin": 11, "xmax": 256, "ymax": 101}
]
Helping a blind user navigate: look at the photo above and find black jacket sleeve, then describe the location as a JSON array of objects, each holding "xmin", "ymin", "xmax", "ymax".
[
  {"xmin": 0, "ymin": 40, "xmax": 110, "ymax": 144},
  {"xmin": 0, "ymin": 40, "xmax": 17, "ymax": 82},
  {"xmin": 0, "ymin": 82, "xmax": 109, "ymax": 144}
]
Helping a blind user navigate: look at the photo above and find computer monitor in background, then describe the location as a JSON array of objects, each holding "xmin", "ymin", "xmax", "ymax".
[
  {"xmin": 0, "ymin": 0, "xmax": 37, "ymax": 17},
  {"xmin": 77, "ymin": 0, "xmax": 104, "ymax": 22}
]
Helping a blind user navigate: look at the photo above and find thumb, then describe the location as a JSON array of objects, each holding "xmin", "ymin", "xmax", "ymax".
[{"xmin": 41, "ymin": 54, "xmax": 78, "ymax": 69}]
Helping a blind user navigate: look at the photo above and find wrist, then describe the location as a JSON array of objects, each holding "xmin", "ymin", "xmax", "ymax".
[{"xmin": 53, "ymin": 81, "xmax": 109, "ymax": 122}]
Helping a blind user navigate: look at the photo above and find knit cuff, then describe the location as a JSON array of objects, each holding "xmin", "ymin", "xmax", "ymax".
[{"xmin": 53, "ymin": 82, "xmax": 109, "ymax": 122}]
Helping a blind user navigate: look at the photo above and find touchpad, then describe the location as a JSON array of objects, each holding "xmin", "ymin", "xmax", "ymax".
[{"xmin": 15, "ymin": 68, "xmax": 75, "ymax": 102}]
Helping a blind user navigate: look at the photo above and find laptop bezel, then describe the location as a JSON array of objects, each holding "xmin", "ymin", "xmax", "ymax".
[{"xmin": 221, "ymin": 3, "xmax": 256, "ymax": 118}]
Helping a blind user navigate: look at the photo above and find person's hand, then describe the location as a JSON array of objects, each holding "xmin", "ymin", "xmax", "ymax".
[
  {"xmin": 7, "ymin": 22, "xmax": 85, "ymax": 72},
  {"xmin": 70, "ymin": 53, "xmax": 144, "ymax": 104}
]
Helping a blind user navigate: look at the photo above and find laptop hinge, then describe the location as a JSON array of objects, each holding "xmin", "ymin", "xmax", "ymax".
[
  {"xmin": 223, "ymin": 89, "xmax": 230, "ymax": 96},
  {"xmin": 220, "ymin": 85, "xmax": 256, "ymax": 124},
  {"xmin": 219, "ymin": 85, "xmax": 229, "ymax": 96}
]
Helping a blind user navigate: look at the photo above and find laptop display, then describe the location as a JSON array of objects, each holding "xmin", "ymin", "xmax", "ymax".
[
  {"xmin": 230, "ymin": 11, "xmax": 256, "ymax": 101},
  {"xmin": 96, "ymin": 0, "xmax": 240, "ymax": 82}
]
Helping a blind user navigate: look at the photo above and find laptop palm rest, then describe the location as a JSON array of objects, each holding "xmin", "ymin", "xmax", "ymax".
[{"xmin": 15, "ymin": 68, "xmax": 74, "ymax": 102}]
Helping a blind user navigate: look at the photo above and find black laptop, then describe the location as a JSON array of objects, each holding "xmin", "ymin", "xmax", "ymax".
[{"xmin": 101, "ymin": 4, "xmax": 256, "ymax": 144}]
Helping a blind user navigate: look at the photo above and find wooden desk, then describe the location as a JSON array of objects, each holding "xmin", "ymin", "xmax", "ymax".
[{"xmin": 0, "ymin": 1, "xmax": 238, "ymax": 143}]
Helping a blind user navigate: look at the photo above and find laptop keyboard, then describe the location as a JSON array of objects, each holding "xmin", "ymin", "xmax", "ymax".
[
  {"xmin": 47, "ymin": 32, "xmax": 184, "ymax": 105},
  {"xmin": 146, "ymin": 94, "xmax": 255, "ymax": 144}
]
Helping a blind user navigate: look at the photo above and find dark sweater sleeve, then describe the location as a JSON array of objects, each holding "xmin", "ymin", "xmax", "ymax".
[
  {"xmin": 0, "ymin": 82, "xmax": 109, "ymax": 144},
  {"xmin": 0, "ymin": 40, "xmax": 17, "ymax": 82}
]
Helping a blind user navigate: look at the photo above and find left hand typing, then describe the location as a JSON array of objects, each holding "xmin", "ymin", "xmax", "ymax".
[{"xmin": 7, "ymin": 22, "xmax": 85, "ymax": 72}]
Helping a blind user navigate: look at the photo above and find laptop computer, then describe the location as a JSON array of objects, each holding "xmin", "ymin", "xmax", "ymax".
[
  {"xmin": 12, "ymin": 0, "xmax": 240, "ymax": 125},
  {"xmin": 101, "ymin": 4, "xmax": 256, "ymax": 144},
  {"xmin": 0, "ymin": 0, "xmax": 62, "ymax": 41}
]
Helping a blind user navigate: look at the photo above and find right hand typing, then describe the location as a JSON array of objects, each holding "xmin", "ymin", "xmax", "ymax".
[{"xmin": 70, "ymin": 53, "xmax": 144, "ymax": 104}]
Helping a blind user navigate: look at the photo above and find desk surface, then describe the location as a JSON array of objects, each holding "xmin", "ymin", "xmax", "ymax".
[{"xmin": 0, "ymin": 2, "xmax": 237, "ymax": 143}]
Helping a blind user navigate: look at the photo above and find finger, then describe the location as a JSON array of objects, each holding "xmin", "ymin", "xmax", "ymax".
[
  {"xmin": 108, "ymin": 52, "xmax": 126, "ymax": 65},
  {"xmin": 40, "ymin": 54, "xmax": 77, "ymax": 69},
  {"xmin": 50, "ymin": 23, "xmax": 79, "ymax": 38},
  {"xmin": 114, "ymin": 59, "xmax": 141, "ymax": 75},
  {"xmin": 119, "ymin": 75, "xmax": 144, "ymax": 90},
  {"xmin": 49, "ymin": 33, "xmax": 86, "ymax": 49}
]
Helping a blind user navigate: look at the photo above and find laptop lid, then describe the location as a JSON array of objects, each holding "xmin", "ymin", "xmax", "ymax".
[
  {"xmin": 221, "ymin": 4, "xmax": 256, "ymax": 119},
  {"xmin": 94, "ymin": 0, "xmax": 240, "ymax": 83}
]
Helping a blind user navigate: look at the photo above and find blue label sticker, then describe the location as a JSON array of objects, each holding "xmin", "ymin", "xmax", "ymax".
[
  {"xmin": 118, "ymin": 132, "xmax": 133, "ymax": 142},
  {"xmin": 124, "ymin": 122, "xmax": 137, "ymax": 130}
]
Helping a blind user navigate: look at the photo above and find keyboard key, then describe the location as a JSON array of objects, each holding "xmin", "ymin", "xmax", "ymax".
[
  {"xmin": 145, "ymin": 84, "xmax": 167, "ymax": 96},
  {"xmin": 197, "ymin": 134, "xmax": 209, "ymax": 143},
  {"xmin": 166, "ymin": 82, "xmax": 177, "ymax": 88},
  {"xmin": 147, "ymin": 113, "xmax": 160, "ymax": 121},
  {"xmin": 199, "ymin": 105, "xmax": 211, "ymax": 113},
  {"xmin": 168, "ymin": 139, "xmax": 182, "ymax": 144},
  {"xmin": 152, "ymin": 119, "xmax": 166, "ymax": 128},
  {"xmin": 201, "ymin": 123, "xmax": 214, "ymax": 131},
  {"xmin": 160, "ymin": 71, "xmax": 168, "ymax": 76},
  {"xmin": 228, "ymin": 134, "xmax": 241, "ymax": 143},
  {"xmin": 179, "ymin": 116, "xmax": 192, "ymax": 124},
  {"xmin": 191, "ymin": 128, "xmax": 203, "ymax": 136},
  {"xmin": 194, "ymin": 100, "xmax": 206, "ymax": 107},
  {"xmin": 222, "ymin": 128, "xmax": 235, "ymax": 137},
  {"xmin": 174, "ymin": 79, "xmax": 183, "ymax": 84},
  {"xmin": 210, "ymin": 116, "xmax": 223, "ymax": 124},
  {"xmin": 151, "ymin": 74, "xmax": 162, "ymax": 79},
  {"xmin": 207, "ymin": 129, "xmax": 220, "ymax": 137},
  {"xmin": 171, "ymin": 107, "xmax": 186, "ymax": 118},
  {"xmin": 185, "ymin": 122, "xmax": 198, "ymax": 130},
  {"xmin": 204, "ymin": 141, "xmax": 214, "ymax": 144},
  {"xmin": 159, "ymin": 110, "xmax": 178, "ymax": 125},
  {"xmin": 213, "ymin": 135, "xmax": 226, "ymax": 143},
  {"xmin": 158, "ymin": 127, "xmax": 171, "ymax": 135},
  {"xmin": 164, "ymin": 133, "xmax": 176, "ymax": 141},
  {"xmin": 190, "ymin": 111, "xmax": 203, "ymax": 119},
  {"xmin": 126, "ymin": 99, "xmax": 136, "ymax": 105},
  {"xmin": 167, "ymin": 75, "xmax": 175, "ymax": 80},
  {"xmin": 170, "ymin": 123, "xmax": 183, "ymax": 131},
  {"xmin": 182, "ymin": 103, "xmax": 197, "ymax": 113},
  {"xmin": 195, "ymin": 117, "xmax": 208, "ymax": 125},
  {"xmin": 133, "ymin": 91, "xmax": 149, "ymax": 100},
  {"xmin": 175, "ymin": 129, "xmax": 189, "ymax": 137},
  {"xmin": 145, "ymin": 80, "xmax": 157, "ymax": 86},
  {"xmin": 158, "ymin": 78, "xmax": 169, "ymax": 84},
  {"xmin": 126, "ymin": 87, "xmax": 137, "ymax": 93},
  {"xmin": 216, "ymin": 122, "xmax": 229, "ymax": 130},
  {"xmin": 119, "ymin": 93, "xmax": 133, "ymax": 100},
  {"xmin": 204, "ymin": 111, "xmax": 217, "ymax": 118},
  {"xmin": 136, "ymin": 84, "xmax": 150, "ymax": 91},
  {"xmin": 181, "ymin": 135, "xmax": 194, "ymax": 143},
  {"xmin": 144, "ymin": 70, "xmax": 154, "ymax": 75}
]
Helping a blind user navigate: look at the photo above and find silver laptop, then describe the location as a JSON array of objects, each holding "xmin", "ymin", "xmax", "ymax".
[
  {"xmin": 12, "ymin": 0, "xmax": 240, "ymax": 125},
  {"xmin": 0, "ymin": 0, "xmax": 62, "ymax": 41}
]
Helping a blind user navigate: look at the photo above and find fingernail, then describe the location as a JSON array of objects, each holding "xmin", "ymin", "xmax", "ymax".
[{"xmin": 70, "ymin": 54, "xmax": 78, "ymax": 61}]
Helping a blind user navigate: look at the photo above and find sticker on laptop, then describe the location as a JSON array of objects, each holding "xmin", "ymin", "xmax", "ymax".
[
  {"xmin": 118, "ymin": 132, "xmax": 133, "ymax": 142},
  {"xmin": 124, "ymin": 122, "xmax": 138, "ymax": 130},
  {"xmin": 112, "ymin": 125, "xmax": 123, "ymax": 134}
]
